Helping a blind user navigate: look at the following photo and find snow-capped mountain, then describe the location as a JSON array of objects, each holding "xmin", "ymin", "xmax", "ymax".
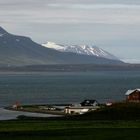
[
  {"xmin": 0, "ymin": 26, "xmax": 123, "ymax": 66},
  {"xmin": 42, "ymin": 42, "xmax": 118, "ymax": 60}
]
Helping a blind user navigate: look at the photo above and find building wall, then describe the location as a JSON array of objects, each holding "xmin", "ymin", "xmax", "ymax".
[
  {"xmin": 65, "ymin": 108, "xmax": 89, "ymax": 114},
  {"xmin": 126, "ymin": 91, "xmax": 140, "ymax": 102}
]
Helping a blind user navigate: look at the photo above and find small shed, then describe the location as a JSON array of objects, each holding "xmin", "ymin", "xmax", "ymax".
[{"xmin": 125, "ymin": 89, "xmax": 140, "ymax": 102}]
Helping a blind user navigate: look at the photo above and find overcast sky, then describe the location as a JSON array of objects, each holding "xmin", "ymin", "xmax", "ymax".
[{"xmin": 0, "ymin": 0, "xmax": 140, "ymax": 63}]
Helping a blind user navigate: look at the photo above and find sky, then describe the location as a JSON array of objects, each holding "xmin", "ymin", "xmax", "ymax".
[{"xmin": 0, "ymin": 0, "xmax": 140, "ymax": 63}]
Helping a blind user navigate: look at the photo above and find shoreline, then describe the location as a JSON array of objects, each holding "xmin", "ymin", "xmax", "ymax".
[{"xmin": 0, "ymin": 108, "xmax": 63, "ymax": 120}]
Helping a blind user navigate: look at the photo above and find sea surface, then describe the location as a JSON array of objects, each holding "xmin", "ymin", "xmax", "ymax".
[{"xmin": 0, "ymin": 70, "xmax": 140, "ymax": 107}]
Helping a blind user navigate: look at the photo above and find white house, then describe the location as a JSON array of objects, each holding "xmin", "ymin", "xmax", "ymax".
[
  {"xmin": 64, "ymin": 100, "xmax": 100, "ymax": 115},
  {"xmin": 64, "ymin": 106, "xmax": 99, "ymax": 114}
]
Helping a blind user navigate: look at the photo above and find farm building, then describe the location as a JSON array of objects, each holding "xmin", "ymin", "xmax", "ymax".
[
  {"xmin": 65, "ymin": 106, "xmax": 98, "ymax": 114},
  {"xmin": 65, "ymin": 100, "xmax": 100, "ymax": 114},
  {"xmin": 80, "ymin": 100, "xmax": 99, "ymax": 106},
  {"xmin": 125, "ymin": 89, "xmax": 140, "ymax": 102}
]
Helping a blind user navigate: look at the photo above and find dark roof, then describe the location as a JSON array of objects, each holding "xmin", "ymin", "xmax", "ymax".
[{"xmin": 80, "ymin": 99, "xmax": 99, "ymax": 106}]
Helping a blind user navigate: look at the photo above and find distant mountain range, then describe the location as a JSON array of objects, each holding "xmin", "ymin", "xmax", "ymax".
[
  {"xmin": 42, "ymin": 42, "xmax": 118, "ymax": 60},
  {"xmin": 0, "ymin": 26, "xmax": 123, "ymax": 66}
]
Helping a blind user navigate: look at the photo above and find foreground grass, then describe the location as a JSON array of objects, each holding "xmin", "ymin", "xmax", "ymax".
[
  {"xmin": 1, "ymin": 129, "xmax": 140, "ymax": 140},
  {"xmin": 1, "ymin": 102, "xmax": 140, "ymax": 139},
  {"xmin": 1, "ymin": 119, "xmax": 140, "ymax": 131},
  {"xmin": 0, "ymin": 119, "xmax": 140, "ymax": 140}
]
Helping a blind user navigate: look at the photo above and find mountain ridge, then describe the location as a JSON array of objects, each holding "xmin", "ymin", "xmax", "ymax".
[
  {"xmin": 0, "ymin": 26, "xmax": 123, "ymax": 66},
  {"xmin": 42, "ymin": 42, "xmax": 118, "ymax": 60}
]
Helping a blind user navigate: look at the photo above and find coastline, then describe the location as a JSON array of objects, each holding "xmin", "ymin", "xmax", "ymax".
[{"xmin": 0, "ymin": 108, "xmax": 62, "ymax": 120}]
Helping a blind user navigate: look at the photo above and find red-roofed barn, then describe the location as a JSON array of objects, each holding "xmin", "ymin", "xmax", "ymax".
[{"xmin": 125, "ymin": 89, "xmax": 140, "ymax": 102}]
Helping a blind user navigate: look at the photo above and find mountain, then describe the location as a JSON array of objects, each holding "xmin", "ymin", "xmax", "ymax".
[
  {"xmin": 0, "ymin": 26, "xmax": 123, "ymax": 66},
  {"xmin": 42, "ymin": 42, "xmax": 118, "ymax": 60}
]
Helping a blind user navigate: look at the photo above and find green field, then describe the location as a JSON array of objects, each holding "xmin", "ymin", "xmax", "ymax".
[
  {"xmin": 0, "ymin": 119, "xmax": 140, "ymax": 140},
  {"xmin": 1, "ymin": 102, "xmax": 140, "ymax": 140}
]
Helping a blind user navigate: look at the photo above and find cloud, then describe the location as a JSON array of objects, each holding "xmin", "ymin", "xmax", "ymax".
[
  {"xmin": 1, "ymin": 0, "xmax": 140, "ymax": 62},
  {"xmin": 0, "ymin": 1, "xmax": 140, "ymax": 26},
  {"xmin": 48, "ymin": 3, "xmax": 140, "ymax": 10},
  {"xmin": 123, "ymin": 59, "xmax": 140, "ymax": 63}
]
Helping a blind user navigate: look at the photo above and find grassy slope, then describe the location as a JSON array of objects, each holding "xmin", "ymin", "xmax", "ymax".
[{"xmin": 76, "ymin": 102, "xmax": 140, "ymax": 120}]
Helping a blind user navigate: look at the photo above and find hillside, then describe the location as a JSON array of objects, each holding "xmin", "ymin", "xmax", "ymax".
[{"xmin": 0, "ymin": 27, "xmax": 123, "ymax": 66}]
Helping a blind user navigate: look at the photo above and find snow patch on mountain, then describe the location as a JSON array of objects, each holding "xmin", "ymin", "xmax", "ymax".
[
  {"xmin": 44, "ymin": 42, "xmax": 64, "ymax": 50},
  {"xmin": 42, "ymin": 42, "xmax": 119, "ymax": 60},
  {"xmin": 16, "ymin": 39, "xmax": 20, "ymax": 42}
]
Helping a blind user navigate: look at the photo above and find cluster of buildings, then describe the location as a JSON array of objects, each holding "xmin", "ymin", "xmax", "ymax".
[
  {"xmin": 65, "ymin": 88, "xmax": 140, "ymax": 115},
  {"xmin": 11, "ymin": 88, "xmax": 140, "ymax": 115},
  {"xmin": 65, "ymin": 100, "xmax": 100, "ymax": 115}
]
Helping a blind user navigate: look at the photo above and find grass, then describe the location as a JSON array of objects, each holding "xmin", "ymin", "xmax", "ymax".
[
  {"xmin": 1, "ymin": 119, "xmax": 140, "ymax": 131},
  {"xmin": 1, "ymin": 129, "xmax": 140, "ymax": 140},
  {"xmin": 74, "ymin": 102, "xmax": 140, "ymax": 120},
  {"xmin": 1, "ymin": 102, "xmax": 140, "ymax": 139},
  {"xmin": 0, "ymin": 119, "xmax": 140, "ymax": 140}
]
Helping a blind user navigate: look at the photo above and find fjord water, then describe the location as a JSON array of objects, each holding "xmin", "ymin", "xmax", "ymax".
[{"xmin": 0, "ymin": 71, "xmax": 140, "ymax": 107}]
